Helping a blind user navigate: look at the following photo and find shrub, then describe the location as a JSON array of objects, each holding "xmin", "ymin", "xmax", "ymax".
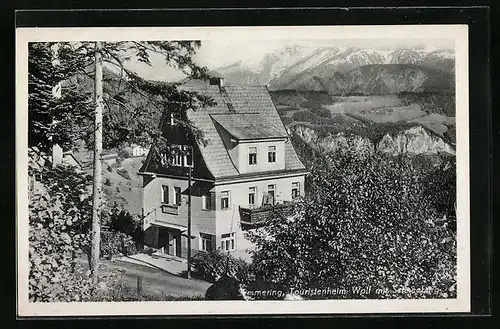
[
  {"xmin": 249, "ymin": 153, "xmax": 456, "ymax": 299},
  {"xmin": 191, "ymin": 249, "xmax": 251, "ymax": 284},
  {"xmin": 28, "ymin": 165, "xmax": 93, "ymax": 302},
  {"xmin": 292, "ymin": 109, "xmax": 316, "ymax": 123},
  {"xmin": 109, "ymin": 208, "xmax": 142, "ymax": 243},
  {"xmin": 310, "ymin": 107, "xmax": 332, "ymax": 118},
  {"xmin": 93, "ymin": 282, "xmax": 205, "ymax": 301},
  {"xmin": 117, "ymin": 168, "xmax": 130, "ymax": 180},
  {"xmin": 118, "ymin": 149, "xmax": 130, "ymax": 159},
  {"xmin": 100, "ymin": 231, "xmax": 137, "ymax": 259},
  {"xmin": 280, "ymin": 117, "xmax": 293, "ymax": 127},
  {"xmin": 104, "ymin": 178, "xmax": 112, "ymax": 186}
]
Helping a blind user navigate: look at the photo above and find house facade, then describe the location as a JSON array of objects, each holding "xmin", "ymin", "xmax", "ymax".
[
  {"xmin": 131, "ymin": 144, "xmax": 149, "ymax": 157},
  {"xmin": 138, "ymin": 78, "xmax": 307, "ymax": 258}
]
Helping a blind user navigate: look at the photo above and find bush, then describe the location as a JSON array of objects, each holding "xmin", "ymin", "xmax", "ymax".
[
  {"xmin": 249, "ymin": 153, "xmax": 457, "ymax": 299},
  {"xmin": 93, "ymin": 281, "xmax": 205, "ymax": 301},
  {"xmin": 281, "ymin": 117, "xmax": 293, "ymax": 127},
  {"xmin": 117, "ymin": 168, "xmax": 130, "ymax": 180},
  {"xmin": 104, "ymin": 178, "xmax": 112, "ymax": 186},
  {"xmin": 118, "ymin": 149, "xmax": 130, "ymax": 159},
  {"xmin": 310, "ymin": 107, "xmax": 332, "ymax": 118},
  {"xmin": 191, "ymin": 249, "xmax": 251, "ymax": 284},
  {"xmin": 28, "ymin": 165, "xmax": 93, "ymax": 302},
  {"xmin": 109, "ymin": 208, "xmax": 142, "ymax": 244},
  {"xmin": 100, "ymin": 231, "xmax": 138, "ymax": 259},
  {"xmin": 292, "ymin": 109, "xmax": 316, "ymax": 123}
]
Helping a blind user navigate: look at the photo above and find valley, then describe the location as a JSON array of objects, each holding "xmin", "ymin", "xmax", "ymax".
[{"xmin": 269, "ymin": 90, "xmax": 456, "ymax": 149}]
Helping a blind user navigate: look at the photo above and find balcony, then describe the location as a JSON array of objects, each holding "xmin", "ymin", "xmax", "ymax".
[
  {"xmin": 160, "ymin": 204, "xmax": 179, "ymax": 216},
  {"xmin": 239, "ymin": 202, "xmax": 294, "ymax": 229}
]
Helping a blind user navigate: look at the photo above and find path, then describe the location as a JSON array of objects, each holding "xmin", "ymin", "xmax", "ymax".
[{"xmin": 76, "ymin": 256, "xmax": 211, "ymax": 298}]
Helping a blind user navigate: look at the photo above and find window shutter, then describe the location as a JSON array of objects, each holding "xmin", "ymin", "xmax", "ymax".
[{"xmin": 210, "ymin": 192, "xmax": 216, "ymax": 211}]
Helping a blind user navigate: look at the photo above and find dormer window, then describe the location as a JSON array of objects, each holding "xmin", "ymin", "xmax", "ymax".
[
  {"xmin": 249, "ymin": 147, "xmax": 257, "ymax": 165},
  {"xmin": 160, "ymin": 145, "xmax": 194, "ymax": 168},
  {"xmin": 172, "ymin": 146, "xmax": 183, "ymax": 167},
  {"xmin": 268, "ymin": 146, "xmax": 276, "ymax": 163}
]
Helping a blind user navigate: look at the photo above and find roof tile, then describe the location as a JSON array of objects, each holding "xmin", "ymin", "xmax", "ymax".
[{"xmin": 181, "ymin": 82, "xmax": 305, "ymax": 179}]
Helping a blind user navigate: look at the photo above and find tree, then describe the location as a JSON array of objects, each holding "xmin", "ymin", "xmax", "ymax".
[
  {"xmin": 85, "ymin": 40, "xmax": 213, "ymax": 280},
  {"xmin": 248, "ymin": 153, "xmax": 457, "ymax": 299},
  {"xmin": 28, "ymin": 42, "xmax": 93, "ymax": 153},
  {"xmin": 28, "ymin": 40, "xmax": 213, "ymax": 290},
  {"xmin": 28, "ymin": 165, "xmax": 93, "ymax": 301}
]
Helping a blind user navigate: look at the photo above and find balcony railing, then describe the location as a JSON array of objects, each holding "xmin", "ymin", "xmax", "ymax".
[
  {"xmin": 160, "ymin": 204, "xmax": 179, "ymax": 216},
  {"xmin": 239, "ymin": 202, "xmax": 294, "ymax": 229}
]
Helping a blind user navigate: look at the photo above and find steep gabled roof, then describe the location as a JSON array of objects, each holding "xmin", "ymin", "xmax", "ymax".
[
  {"xmin": 181, "ymin": 82, "xmax": 306, "ymax": 179},
  {"xmin": 140, "ymin": 80, "xmax": 306, "ymax": 180}
]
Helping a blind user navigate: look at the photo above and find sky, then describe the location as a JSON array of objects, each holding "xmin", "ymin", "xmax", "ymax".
[{"xmin": 122, "ymin": 38, "xmax": 454, "ymax": 82}]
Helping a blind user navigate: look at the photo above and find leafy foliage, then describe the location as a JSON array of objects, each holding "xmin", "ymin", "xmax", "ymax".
[
  {"xmin": 397, "ymin": 92, "xmax": 455, "ymax": 117},
  {"xmin": 28, "ymin": 165, "xmax": 93, "ymax": 301},
  {"xmin": 100, "ymin": 231, "xmax": 137, "ymax": 259},
  {"xmin": 29, "ymin": 41, "xmax": 215, "ymax": 154},
  {"xmin": 28, "ymin": 42, "xmax": 93, "ymax": 153},
  {"xmin": 291, "ymin": 109, "xmax": 316, "ymax": 123},
  {"xmin": 310, "ymin": 107, "xmax": 332, "ymax": 118},
  {"xmin": 191, "ymin": 249, "xmax": 251, "ymax": 284},
  {"xmin": 28, "ymin": 40, "xmax": 212, "ymax": 302},
  {"xmin": 248, "ymin": 152, "xmax": 456, "ymax": 299}
]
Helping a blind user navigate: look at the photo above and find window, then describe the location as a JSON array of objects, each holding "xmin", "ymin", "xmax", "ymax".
[
  {"xmin": 292, "ymin": 182, "xmax": 300, "ymax": 199},
  {"xmin": 174, "ymin": 187, "xmax": 182, "ymax": 205},
  {"xmin": 172, "ymin": 145, "xmax": 183, "ymax": 167},
  {"xmin": 268, "ymin": 145, "xmax": 276, "ymax": 163},
  {"xmin": 248, "ymin": 187, "xmax": 256, "ymax": 208},
  {"xmin": 249, "ymin": 146, "xmax": 257, "ymax": 165},
  {"xmin": 200, "ymin": 233, "xmax": 214, "ymax": 252},
  {"xmin": 162, "ymin": 185, "xmax": 169, "ymax": 204},
  {"xmin": 185, "ymin": 146, "xmax": 193, "ymax": 167},
  {"xmin": 267, "ymin": 184, "xmax": 276, "ymax": 200},
  {"xmin": 202, "ymin": 193, "xmax": 212, "ymax": 210},
  {"xmin": 167, "ymin": 145, "xmax": 194, "ymax": 168},
  {"xmin": 221, "ymin": 233, "xmax": 236, "ymax": 252},
  {"xmin": 221, "ymin": 191, "xmax": 230, "ymax": 210}
]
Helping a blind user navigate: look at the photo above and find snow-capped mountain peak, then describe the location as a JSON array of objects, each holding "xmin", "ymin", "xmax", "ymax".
[{"xmin": 210, "ymin": 45, "xmax": 455, "ymax": 88}]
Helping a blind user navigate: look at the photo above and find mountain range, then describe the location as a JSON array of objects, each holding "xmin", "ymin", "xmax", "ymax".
[{"xmin": 210, "ymin": 45, "xmax": 455, "ymax": 95}]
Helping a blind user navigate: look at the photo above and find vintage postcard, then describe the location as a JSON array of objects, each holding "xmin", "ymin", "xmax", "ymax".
[{"xmin": 16, "ymin": 25, "xmax": 470, "ymax": 316}]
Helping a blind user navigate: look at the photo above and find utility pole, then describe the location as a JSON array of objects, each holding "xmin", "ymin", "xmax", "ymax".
[
  {"xmin": 186, "ymin": 146, "xmax": 192, "ymax": 279},
  {"xmin": 90, "ymin": 41, "xmax": 103, "ymax": 283}
]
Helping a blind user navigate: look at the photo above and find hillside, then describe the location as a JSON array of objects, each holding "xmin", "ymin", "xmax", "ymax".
[
  {"xmin": 274, "ymin": 64, "xmax": 454, "ymax": 95},
  {"xmin": 211, "ymin": 45, "xmax": 455, "ymax": 93},
  {"xmin": 82, "ymin": 155, "xmax": 146, "ymax": 215}
]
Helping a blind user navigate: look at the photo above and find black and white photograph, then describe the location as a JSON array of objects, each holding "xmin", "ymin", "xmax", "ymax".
[{"xmin": 16, "ymin": 25, "xmax": 470, "ymax": 316}]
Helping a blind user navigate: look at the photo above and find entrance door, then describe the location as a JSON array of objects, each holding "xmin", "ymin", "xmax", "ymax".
[
  {"xmin": 157, "ymin": 228, "xmax": 169, "ymax": 254},
  {"xmin": 169, "ymin": 231, "xmax": 182, "ymax": 257},
  {"xmin": 168, "ymin": 232, "xmax": 176, "ymax": 256}
]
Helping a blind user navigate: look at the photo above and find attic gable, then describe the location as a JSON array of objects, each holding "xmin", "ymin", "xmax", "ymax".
[{"xmin": 141, "ymin": 80, "xmax": 306, "ymax": 180}]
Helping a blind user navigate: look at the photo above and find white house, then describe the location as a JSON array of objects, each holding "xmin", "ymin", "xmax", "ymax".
[
  {"xmin": 138, "ymin": 78, "xmax": 308, "ymax": 258},
  {"xmin": 131, "ymin": 144, "xmax": 149, "ymax": 157}
]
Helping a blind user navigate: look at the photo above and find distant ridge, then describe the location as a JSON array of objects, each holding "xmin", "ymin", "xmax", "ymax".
[{"xmin": 211, "ymin": 46, "xmax": 455, "ymax": 94}]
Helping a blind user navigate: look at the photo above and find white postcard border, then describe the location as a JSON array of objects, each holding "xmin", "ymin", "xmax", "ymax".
[{"xmin": 16, "ymin": 24, "xmax": 470, "ymax": 316}]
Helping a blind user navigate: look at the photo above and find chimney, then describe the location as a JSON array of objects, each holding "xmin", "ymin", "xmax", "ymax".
[
  {"xmin": 52, "ymin": 143, "xmax": 63, "ymax": 168},
  {"xmin": 209, "ymin": 77, "xmax": 224, "ymax": 87}
]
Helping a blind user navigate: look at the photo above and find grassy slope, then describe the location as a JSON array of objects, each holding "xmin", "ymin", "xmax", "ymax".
[
  {"xmin": 270, "ymin": 90, "xmax": 456, "ymax": 143},
  {"xmin": 102, "ymin": 156, "xmax": 145, "ymax": 215}
]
